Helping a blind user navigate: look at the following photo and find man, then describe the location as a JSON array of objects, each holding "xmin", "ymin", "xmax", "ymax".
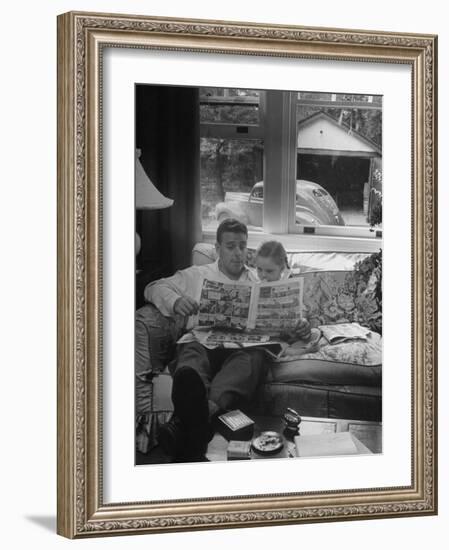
[
  {"xmin": 145, "ymin": 218, "xmax": 266, "ymax": 459},
  {"xmin": 145, "ymin": 218, "xmax": 309, "ymax": 460}
]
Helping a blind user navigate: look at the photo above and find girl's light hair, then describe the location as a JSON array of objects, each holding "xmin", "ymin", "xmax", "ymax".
[{"xmin": 255, "ymin": 241, "xmax": 289, "ymax": 269}]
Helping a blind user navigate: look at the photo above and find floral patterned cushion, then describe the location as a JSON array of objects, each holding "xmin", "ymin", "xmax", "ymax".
[
  {"xmin": 302, "ymin": 270, "xmax": 381, "ymax": 334},
  {"xmin": 298, "ymin": 330, "xmax": 382, "ymax": 366},
  {"xmin": 267, "ymin": 331, "xmax": 382, "ymax": 388}
]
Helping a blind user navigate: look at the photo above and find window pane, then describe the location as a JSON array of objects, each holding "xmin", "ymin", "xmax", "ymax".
[
  {"xmin": 296, "ymin": 92, "xmax": 382, "ymax": 230},
  {"xmin": 200, "ymin": 137, "xmax": 264, "ymax": 232},
  {"xmin": 200, "ymin": 88, "xmax": 261, "ymax": 125}
]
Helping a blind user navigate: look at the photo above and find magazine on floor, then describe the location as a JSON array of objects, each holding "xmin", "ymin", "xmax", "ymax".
[{"xmin": 319, "ymin": 322, "xmax": 371, "ymax": 344}]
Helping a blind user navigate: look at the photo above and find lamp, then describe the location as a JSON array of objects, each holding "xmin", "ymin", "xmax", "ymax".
[
  {"xmin": 136, "ymin": 151, "xmax": 174, "ymax": 210},
  {"xmin": 135, "ymin": 149, "xmax": 173, "ymax": 254}
]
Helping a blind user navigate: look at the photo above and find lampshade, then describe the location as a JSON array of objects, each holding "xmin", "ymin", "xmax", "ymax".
[{"xmin": 135, "ymin": 153, "xmax": 173, "ymax": 210}]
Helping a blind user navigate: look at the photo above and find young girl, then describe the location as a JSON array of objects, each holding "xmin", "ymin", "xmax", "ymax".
[
  {"xmin": 254, "ymin": 240, "xmax": 320, "ymax": 350},
  {"xmin": 254, "ymin": 240, "xmax": 291, "ymax": 282}
]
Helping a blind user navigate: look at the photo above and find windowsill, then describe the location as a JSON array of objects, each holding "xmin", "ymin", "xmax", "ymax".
[{"xmin": 201, "ymin": 229, "xmax": 382, "ymax": 253}]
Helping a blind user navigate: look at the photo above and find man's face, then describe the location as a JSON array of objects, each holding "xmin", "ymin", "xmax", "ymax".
[{"xmin": 216, "ymin": 231, "xmax": 248, "ymax": 279}]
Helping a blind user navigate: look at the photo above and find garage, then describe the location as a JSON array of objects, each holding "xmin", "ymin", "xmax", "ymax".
[{"xmin": 296, "ymin": 111, "xmax": 382, "ymax": 226}]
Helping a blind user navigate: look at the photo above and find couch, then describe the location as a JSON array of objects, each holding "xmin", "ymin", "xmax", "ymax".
[{"xmin": 136, "ymin": 243, "xmax": 382, "ymax": 454}]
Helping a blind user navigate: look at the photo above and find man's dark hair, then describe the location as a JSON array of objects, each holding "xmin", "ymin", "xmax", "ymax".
[{"xmin": 216, "ymin": 218, "xmax": 248, "ymax": 244}]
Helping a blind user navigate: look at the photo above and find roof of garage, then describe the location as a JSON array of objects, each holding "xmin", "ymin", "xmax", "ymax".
[{"xmin": 297, "ymin": 111, "xmax": 382, "ymax": 157}]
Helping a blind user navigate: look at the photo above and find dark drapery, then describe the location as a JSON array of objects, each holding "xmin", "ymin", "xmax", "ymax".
[{"xmin": 135, "ymin": 85, "xmax": 201, "ymax": 301}]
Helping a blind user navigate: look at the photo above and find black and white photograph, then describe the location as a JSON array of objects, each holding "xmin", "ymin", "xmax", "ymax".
[
  {"xmin": 135, "ymin": 85, "xmax": 383, "ymax": 466},
  {"xmin": 2, "ymin": 0, "xmax": 444, "ymax": 544},
  {"xmin": 52, "ymin": 7, "xmax": 437, "ymax": 540}
]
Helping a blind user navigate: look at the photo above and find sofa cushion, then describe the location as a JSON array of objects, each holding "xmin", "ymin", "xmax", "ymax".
[
  {"xmin": 289, "ymin": 251, "xmax": 371, "ymax": 273},
  {"xmin": 267, "ymin": 331, "xmax": 381, "ymax": 386},
  {"xmin": 299, "ymin": 330, "xmax": 382, "ymax": 366}
]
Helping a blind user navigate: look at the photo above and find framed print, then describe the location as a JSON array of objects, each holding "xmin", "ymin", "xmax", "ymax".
[{"xmin": 57, "ymin": 11, "xmax": 437, "ymax": 538}]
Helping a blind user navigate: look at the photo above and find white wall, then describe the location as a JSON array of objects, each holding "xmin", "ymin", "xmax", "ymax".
[{"xmin": 0, "ymin": 1, "xmax": 446, "ymax": 548}]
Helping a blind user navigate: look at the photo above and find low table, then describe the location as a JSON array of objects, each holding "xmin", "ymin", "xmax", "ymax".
[{"xmin": 206, "ymin": 415, "xmax": 382, "ymax": 462}]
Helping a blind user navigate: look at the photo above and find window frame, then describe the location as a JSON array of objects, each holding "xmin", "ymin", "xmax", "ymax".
[{"xmin": 199, "ymin": 88, "xmax": 382, "ymax": 251}]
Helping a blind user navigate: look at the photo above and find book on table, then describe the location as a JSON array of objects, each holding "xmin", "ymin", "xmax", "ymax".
[{"xmin": 294, "ymin": 431, "xmax": 361, "ymax": 458}]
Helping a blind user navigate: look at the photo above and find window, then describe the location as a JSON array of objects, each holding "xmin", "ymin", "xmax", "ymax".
[
  {"xmin": 200, "ymin": 88, "xmax": 265, "ymax": 234},
  {"xmin": 200, "ymin": 137, "xmax": 264, "ymax": 233},
  {"xmin": 200, "ymin": 87, "xmax": 382, "ymax": 249},
  {"xmin": 295, "ymin": 92, "xmax": 382, "ymax": 233}
]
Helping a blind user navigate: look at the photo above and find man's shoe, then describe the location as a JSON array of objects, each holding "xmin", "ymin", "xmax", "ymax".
[
  {"xmin": 176, "ymin": 425, "xmax": 214, "ymax": 462},
  {"xmin": 158, "ymin": 416, "xmax": 213, "ymax": 461},
  {"xmin": 157, "ymin": 415, "xmax": 187, "ymax": 458},
  {"xmin": 172, "ymin": 366, "xmax": 209, "ymax": 428}
]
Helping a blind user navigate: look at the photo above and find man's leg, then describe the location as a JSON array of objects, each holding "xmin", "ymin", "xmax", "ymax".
[
  {"xmin": 171, "ymin": 341, "xmax": 213, "ymax": 425},
  {"xmin": 209, "ymin": 348, "xmax": 268, "ymax": 413},
  {"xmin": 172, "ymin": 341, "xmax": 215, "ymax": 389},
  {"xmin": 159, "ymin": 342, "xmax": 214, "ymax": 459}
]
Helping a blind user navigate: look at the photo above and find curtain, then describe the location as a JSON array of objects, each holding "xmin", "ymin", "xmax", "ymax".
[{"xmin": 136, "ymin": 85, "xmax": 201, "ymax": 281}]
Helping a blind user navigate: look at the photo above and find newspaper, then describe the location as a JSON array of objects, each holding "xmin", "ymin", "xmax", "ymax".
[
  {"xmin": 175, "ymin": 327, "xmax": 288, "ymax": 358},
  {"xmin": 193, "ymin": 277, "xmax": 304, "ymax": 338}
]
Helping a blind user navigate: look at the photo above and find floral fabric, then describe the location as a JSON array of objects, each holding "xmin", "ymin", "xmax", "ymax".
[
  {"xmin": 297, "ymin": 330, "xmax": 382, "ymax": 366},
  {"xmin": 301, "ymin": 270, "xmax": 381, "ymax": 334}
]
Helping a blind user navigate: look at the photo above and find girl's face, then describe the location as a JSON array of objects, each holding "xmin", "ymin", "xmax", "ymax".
[{"xmin": 256, "ymin": 256, "xmax": 284, "ymax": 282}]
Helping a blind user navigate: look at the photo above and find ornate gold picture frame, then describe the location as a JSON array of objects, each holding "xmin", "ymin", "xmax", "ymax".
[{"xmin": 57, "ymin": 11, "xmax": 437, "ymax": 538}]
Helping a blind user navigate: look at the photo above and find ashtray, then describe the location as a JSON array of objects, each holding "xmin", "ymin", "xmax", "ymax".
[{"xmin": 251, "ymin": 431, "xmax": 284, "ymax": 455}]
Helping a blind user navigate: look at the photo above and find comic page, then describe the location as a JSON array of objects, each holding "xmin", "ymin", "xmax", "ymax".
[
  {"xmin": 196, "ymin": 279, "xmax": 253, "ymax": 330},
  {"xmin": 253, "ymin": 278, "xmax": 303, "ymax": 334},
  {"xmin": 196, "ymin": 277, "xmax": 303, "ymax": 337}
]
